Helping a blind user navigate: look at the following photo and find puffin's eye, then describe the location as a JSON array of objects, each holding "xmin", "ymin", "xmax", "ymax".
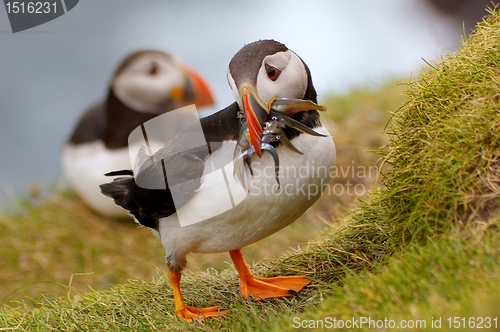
[
  {"xmin": 265, "ymin": 64, "xmax": 281, "ymax": 81},
  {"xmin": 149, "ymin": 62, "xmax": 159, "ymax": 75}
]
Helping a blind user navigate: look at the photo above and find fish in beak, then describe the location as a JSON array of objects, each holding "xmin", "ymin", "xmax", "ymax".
[
  {"xmin": 238, "ymin": 88, "xmax": 328, "ymax": 158},
  {"xmin": 233, "ymin": 93, "xmax": 329, "ymax": 189}
]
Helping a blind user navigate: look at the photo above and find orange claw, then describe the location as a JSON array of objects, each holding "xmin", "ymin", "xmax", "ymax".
[{"xmin": 229, "ymin": 249, "xmax": 311, "ymax": 300}]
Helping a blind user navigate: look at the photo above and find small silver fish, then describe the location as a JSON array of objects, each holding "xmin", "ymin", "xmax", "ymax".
[
  {"xmin": 233, "ymin": 98, "xmax": 328, "ymax": 189},
  {"xmin": 270, "ymin": 98, "xmax": 327, "ymax": 115}
]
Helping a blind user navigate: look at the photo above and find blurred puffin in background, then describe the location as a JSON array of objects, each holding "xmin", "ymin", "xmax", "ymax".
[
  {"xmin": 62, "ymin": 50, "xmax": 214, "ymax": 218},
  {"xmin": 101, "ymin": 40, "xmax": 335, "ymax": 321}
]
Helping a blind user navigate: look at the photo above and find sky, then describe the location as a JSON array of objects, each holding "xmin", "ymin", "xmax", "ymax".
[{"xmin": 0, "ymin": 0, "xmax": 465, "ymax": 206}]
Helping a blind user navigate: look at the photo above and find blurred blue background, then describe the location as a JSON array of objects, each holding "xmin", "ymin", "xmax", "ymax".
[{"xmin": 0, "ymin": 0, "xmax": 482, "ymax": 206}]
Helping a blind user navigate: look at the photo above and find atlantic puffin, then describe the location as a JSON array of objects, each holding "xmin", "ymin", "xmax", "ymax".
[
  {"xmin": 101, "ymin": 40, "xmax": 336, "ymax": 321},
  {"xmin": 62, "ymin": 50, "xmax": 214, "ymax": 218}
]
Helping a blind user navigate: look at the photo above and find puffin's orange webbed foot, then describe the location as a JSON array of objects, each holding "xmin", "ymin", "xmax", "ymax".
[
  {"xmin": 229, "ymin": 249, "xmax": 311, "ymax": 301},
  {"xmin": 240, "ymin": 275, "xmax": 311, "ymax": 300}
]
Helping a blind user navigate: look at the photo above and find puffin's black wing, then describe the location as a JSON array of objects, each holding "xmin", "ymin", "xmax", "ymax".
[{"xmin": 100, "ymin": 102, "xmax": 241, "ymax": 229}]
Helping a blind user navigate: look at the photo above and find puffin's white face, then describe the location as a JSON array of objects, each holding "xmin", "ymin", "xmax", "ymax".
[
  {"xmin": 112, "ymin": 53, "xmax": 184, "ymax": 113},
  {"xmin": 256, "ymin": 50, "xmax": 308, "ymax": 105},
  {"xmin": 228, "ymin": 50, "xmax": 308, "ymax": 109}
]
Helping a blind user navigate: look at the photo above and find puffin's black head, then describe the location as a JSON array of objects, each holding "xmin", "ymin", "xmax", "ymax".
[
  {"xmin": 103, "ymin": 50, "xmax": 215, "ymax": 149},
  {"xmin": 227, "ymin": 40, "xmax": 318, "ymax": 156}
]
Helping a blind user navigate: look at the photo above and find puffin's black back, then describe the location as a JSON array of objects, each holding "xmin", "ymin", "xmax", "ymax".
[{"xmin": 68, "ymin": 102, "xmax": 107, "ymax": 144}]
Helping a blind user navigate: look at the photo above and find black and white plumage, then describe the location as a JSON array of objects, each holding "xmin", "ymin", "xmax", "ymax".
[
  {"xmin": 101, "ymin": 40, "xmax": 335, "ymax": 321},
  {"xmin": 61, "ymin": 50, "xmax": 214, "ymax": 217}
]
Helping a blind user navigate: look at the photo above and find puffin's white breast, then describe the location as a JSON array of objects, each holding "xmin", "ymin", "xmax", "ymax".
[{"xmin": 158, "ymin": 125, "xmax": 335, "ymax": 257}]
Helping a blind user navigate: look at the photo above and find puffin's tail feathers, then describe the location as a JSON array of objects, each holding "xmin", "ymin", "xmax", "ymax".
[{"xmin": 100, "ymin": 176, "xmax": 133, "ymax": 210}]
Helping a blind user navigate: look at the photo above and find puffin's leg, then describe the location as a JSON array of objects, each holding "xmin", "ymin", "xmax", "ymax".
[
  {"xmin": 229, "ymin": 249, "xmax": 311, "ymax": 300},
  {"xmin": 168, "ymin": 269, "xmax": 227, "ymax": 321}
]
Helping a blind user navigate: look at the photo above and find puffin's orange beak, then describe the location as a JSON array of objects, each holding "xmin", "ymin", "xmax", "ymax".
[
  {"xmin": 182, "ymin": 66, "xmax": 215, "ymax": 109},
  {"xmin": 241, "ymin": 86, "xmax": 270, "ymax": 158}
]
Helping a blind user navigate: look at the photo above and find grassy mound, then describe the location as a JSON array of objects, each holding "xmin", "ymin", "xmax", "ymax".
[
  {"xmin": 2, "ymin": 7, "xmax": 500, "ymax": 331},
  {"xmin": 365, "ymin": 13, "xmax": 500, "ymax": 245}
]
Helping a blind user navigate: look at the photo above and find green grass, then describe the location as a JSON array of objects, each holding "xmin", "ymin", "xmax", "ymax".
[
  {"xmin": 1, "ymin": 6, "xmax": 500, "ymax": 331},
  {"xmin": 278, "ymin": 231, "xmax": 500, "ymax": 331}
]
